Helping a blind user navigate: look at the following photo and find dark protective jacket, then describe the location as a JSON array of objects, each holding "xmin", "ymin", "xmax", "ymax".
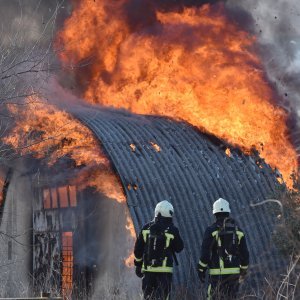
[
  {"xmin": 198, "ymin": 217, "xmax": 249, "ymax": 276},
  {"xmin": 134, "ymin": 217, "xmax": 184, "ymax": 273}
]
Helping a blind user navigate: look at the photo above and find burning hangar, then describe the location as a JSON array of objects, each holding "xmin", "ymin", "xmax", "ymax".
[{"xmin": 0, "ymin": 106, "xmax": 285, "ymax": 299}]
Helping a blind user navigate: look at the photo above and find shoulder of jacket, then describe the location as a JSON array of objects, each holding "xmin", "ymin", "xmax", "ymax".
[
  {"xmin": 236, "ymin": 226, "xmax": 245, "ymax": 234},
  {"xmin": 141, "ymin": 222, "xmax": 153, "ymax": 231},
  {"xmin": 164, "ymin": 223, "xmax": 178, "ymax": 233},
  {"xmin": 205, "ymin": 224, "xmax": 218, "ymax": 236}
]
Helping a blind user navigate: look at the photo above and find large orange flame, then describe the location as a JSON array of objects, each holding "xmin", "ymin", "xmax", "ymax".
[
  {"xmin": 4, "ymin": 96, "xmax": 125, "ymax": 202},
  {"xmin": 57, "ymin": 0, "xmax": 298, "ymax": 187},
  {"xmin": 125, "ymin": 213, "xmax": 136, "ymax": 268}
]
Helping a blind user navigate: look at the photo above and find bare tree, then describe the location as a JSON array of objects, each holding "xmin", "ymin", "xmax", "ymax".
[
  {"xmin": 0, "ymin": 1, "xmax": 65, "ymax": 161},
  {"xmin": 0, "ymin": 2, "xmax": 65, "ymax": 297}
]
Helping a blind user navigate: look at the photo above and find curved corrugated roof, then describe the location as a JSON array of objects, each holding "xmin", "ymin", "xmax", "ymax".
[{"xmin": 74, "ymin": 106, "xmax": 284, "ymax": 288}]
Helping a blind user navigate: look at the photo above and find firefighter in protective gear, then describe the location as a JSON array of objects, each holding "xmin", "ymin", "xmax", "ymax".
[
  {"xmin": 134, "ymin": 200, "xmax": 184, "ymax": 300},
  {"xmin": 197, "ymin": 198, "xmax": 249, "ymax": 299}
]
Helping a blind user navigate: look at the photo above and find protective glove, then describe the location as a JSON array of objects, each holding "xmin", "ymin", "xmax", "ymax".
[
  {"xmin": 197, "ymin": 269, "xmax": 206, "ymax": 283},
  {"xmin": 135, "ymin": 266, "xmax": 144, "ymax": 278}
]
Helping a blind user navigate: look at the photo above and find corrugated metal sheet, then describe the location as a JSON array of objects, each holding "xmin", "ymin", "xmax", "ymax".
[{"xmin": 74, "ymin": 106, "xmax": 284, "ymax": 287}]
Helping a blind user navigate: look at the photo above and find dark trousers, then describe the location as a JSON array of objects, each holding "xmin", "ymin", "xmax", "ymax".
[
  {"xmin": 142, "ymin": 272, "xmax": 172, "ymax": 300},
  {"xmin": 207, "ymin": 275, "xmax": 240, "ymax": 300}
]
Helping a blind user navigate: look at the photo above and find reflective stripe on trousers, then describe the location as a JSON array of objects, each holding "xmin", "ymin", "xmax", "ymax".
[
  {"xmin": 207, "ymin": 284, "xmax": 212, "ymax": 300},
  {"xmin": 142, "ymin": 266, "xmax": 173, "ymax": 273},
  {"xmin": 209, "ymin": 268, "xmax": 240, "ymax": 275}
]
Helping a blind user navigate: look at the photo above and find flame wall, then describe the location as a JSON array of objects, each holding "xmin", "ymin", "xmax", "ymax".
[{"xmin": 57, "ymin": 0, "xmax": 298, "ymax": 188}]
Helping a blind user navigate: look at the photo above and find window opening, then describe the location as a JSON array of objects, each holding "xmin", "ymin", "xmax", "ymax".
[
  {"xmin": 68, "ymin": 186, "xmax": 77, "ymax": 207},
  {"xmin": 58, "ymin": 187, "xmax": 69, "ymax": 208},
  {"xmin": 51, "ymin": 188, "xmax": 58, "ymax": 208},
  {"xmin": 43, "ymin": 186, "xmax": 77, "ymax": 209},
  {"xmin": 43, "ymin": 189, "xmax": 51, "ymax": 209}
]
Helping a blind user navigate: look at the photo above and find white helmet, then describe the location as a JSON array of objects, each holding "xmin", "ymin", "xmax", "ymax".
[
  {"xmin": 213, "ymin": 198, "xmax": 231, "ymax": 214},
  {"xmin": 155, "ymin": 200, "xmax": 174, "ymax": 218}
]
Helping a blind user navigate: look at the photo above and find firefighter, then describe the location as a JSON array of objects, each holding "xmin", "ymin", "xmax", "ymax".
[
  {"xmin": 134, "ymin": 200, "xmax": 184, "ymax": 300},
  {"xmin": 197, "ymin": 198, "xmax": 249, "ymax": 299}
]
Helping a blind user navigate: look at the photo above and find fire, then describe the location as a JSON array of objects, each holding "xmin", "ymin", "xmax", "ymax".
[
  {"xmin": 88, "ymin": 169, "xmax": 125, "ymax": 202},
  {"xmin": 4, "ymin": 96, "xmax": 125, "ymax": 202},
  {"xmin": 125, "ymin": 213, "xmax": 136, "ymax": 268},
  {"xmin": 130, "ymin": 143, "xmax": 136, "ymax": 152},
  {"xmin": 4, "ymin": 97, "xmax": 106, "ymax": 166},
  {"xmin": 125, "ymin": 252, "xmax": 135, "ymax": 268},
  {"xmin": 225, "ymin": 148, "xmax": 231, "ymax": 157},
  {"xmin": 150, "ymin": 142, "xmax": 161, "ymax": 153},
  {"xmin": 57, "ymin": 0, "xmax": 298, "ymax": 187},
  {"xmin": 126, "ymin": 214, "xmax": 136, "ymax": 238}
]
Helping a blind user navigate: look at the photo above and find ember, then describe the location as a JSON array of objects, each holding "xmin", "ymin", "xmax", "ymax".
[
  {"xmin": 130, "ymin": 143, "xmax": 136, "ymax": 152},
  {"xmin": 225, "ymin": 148, "xmax": 231, "ymax": 157},
  {"xmin": 150, "ymin": 142, "xmax": 161, "ymax": 152}
]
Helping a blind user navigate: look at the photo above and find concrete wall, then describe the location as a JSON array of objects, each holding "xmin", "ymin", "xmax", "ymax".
[{"xmin": 0, "ymin": 167, "xmax": 33, "ymax": 297}]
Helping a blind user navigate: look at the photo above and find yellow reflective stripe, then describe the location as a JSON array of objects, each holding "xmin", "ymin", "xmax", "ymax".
[
  {"xmin": 164, "ymin": 233, "xmax": 173, "ymax": 267},
  {"xmin": 162, "ymin": 257, "xmax": 167, "ymax": 267},
  {"xmin": 142, "ymin": 266, "xmax": 173, "ymax": 273},
  {"xmin": 199, "ymin": 260, "xmax": 208, "ymax": 268},
  {"xmin": 207, "ymin": 284, "xmax": 212, "ymax": 300},
  {"xmin": 212, "ymin": 230, "xmax": 218, "ymax": 237},
  {"xmin": 134, "ymin": 257, "xmax": 142, "ymax": 262},
  {"xmin": 219, "ymin": 257, "xmax": 224, "ymax": 269},
  {"xmin": 217, "ymin": 233, "xmax": 223, "ymax": 270},
  {"xmin": 141, "ymin": 230, "xmax": 174, "ymax": 271},
  {"xmin": 212, "ymin": 229, "xmax": 221, "ymax": 247},
  {"xmin": 240, "ymin": 265, "xmax": 248, "ymax": 269},
  {"xmin": 213, "ymin": 229, "xmax": 244, "ymax": 244},
  {"xmin": 165, "ymin": 232, "xmax": 174, "ymax": 247},
  {"xmin": 236, "ymin": 231, "xmax": 244, "ymax": 244},
  {"xmin": 142, "ymin": 229, "xmax": 150, "ymax": 242},
  {"xmin": 209, "ymin": 268, "xmax": 240, "ymax": 275}
]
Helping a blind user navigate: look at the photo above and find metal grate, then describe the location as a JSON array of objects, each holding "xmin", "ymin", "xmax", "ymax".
[{"xmin": 61, "ymin": 232, "xmax": 73, "ymax": 298}]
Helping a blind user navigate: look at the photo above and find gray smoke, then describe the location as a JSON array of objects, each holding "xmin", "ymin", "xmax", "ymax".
[
  {"xmin": 227, "ymin": 0, "xmax": 300, "ymax": 129},
  {"xmin": 0, "ymin": 0, "xmax": 69, "ymax": 46},
  {"xmin": 0, "ymin": 0, "xmax": 69, "ymax": 118}
]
